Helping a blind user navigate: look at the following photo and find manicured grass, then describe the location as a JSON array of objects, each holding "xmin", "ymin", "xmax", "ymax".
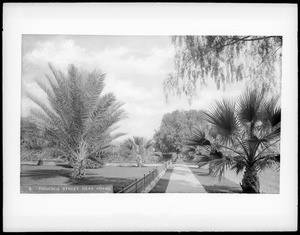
[
  {"xmin": 189, "ymin": 165, "xmax": 279, "ymax": 194},
  {"xmin": 257, "ymin": 169, "xmax": 280, "ymax": 194},
  {"xmin": 189, "ymin": 166, "xmax": 243, "ymax": 193},
  {"xmin": 21, "ymin": 164, "xmax": 158, "ymax": 193}
]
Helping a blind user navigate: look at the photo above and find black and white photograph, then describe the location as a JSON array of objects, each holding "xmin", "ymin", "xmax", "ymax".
[
  {"xmin": 20, "ymin": 34, "xmax": 282, "ymax": 195},
  {"xmin": 3, "ymin": 3, "xmax": 298, "ymax": 232}
]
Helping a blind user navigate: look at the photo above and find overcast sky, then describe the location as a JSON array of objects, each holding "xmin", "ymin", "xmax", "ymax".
[{"xmin": 21, "ymin": 35, "xmax": 246, "ymax": 140}]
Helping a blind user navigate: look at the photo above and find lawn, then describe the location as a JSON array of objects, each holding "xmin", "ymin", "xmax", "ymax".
[
  {"xmin": 21, "ymin": 164, "xmax": 158, "ymax": 193},
  {"xmin": 184, "ymin": 159, "xmax": 280, "ymax": 194},
  {"xmin": 223, "ymin": 168, "xmax": 280, "ymax": 194},
  {"xmin": 189, "ymin": 166, "xmax": 242, "ymax": 193},
  {"xmin": 188, "ymin": 165, "xmax": 279, "ymax": 194}
]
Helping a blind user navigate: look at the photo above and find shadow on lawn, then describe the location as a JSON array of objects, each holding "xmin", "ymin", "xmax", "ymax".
[
  {"xmin": 202, "ymin": 185, "xmax": 242, "ymax": 194},
  {"xmin": 56, "ymin": 164, "xmax": 72, "ymax": 168},
  {"xmin": 192, "ymin": 171, "xmax": 213, "ymax": 177},
  {"xmin": 191, "ymin": 170, "xmax": 243, "ymax": 193},
  {"xmin": 196, "ymin": 172, "xmax": 211, "ymax": 176},
  {"xmin": 21, "ymin": 169, "xmax": 72, "ymax": 179}
]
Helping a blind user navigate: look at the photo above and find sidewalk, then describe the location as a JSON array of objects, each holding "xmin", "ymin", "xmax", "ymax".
[{"xmin": 166, "ymin": 159, "xmax": 207, "ymax": 193}]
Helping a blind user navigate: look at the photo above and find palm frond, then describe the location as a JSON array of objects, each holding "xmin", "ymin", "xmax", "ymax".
[
  {"xmin": 230, "ymin": 156, "xmax": 247, "ymax": 175},
  {"xmin": 82, "ymin": 70, "xmax": 105, "ymax": 119},
  {"xmin": 237, "ymin": 87, "xmax": 264, "ymax": 124},
  {"xmin": 259, "ymin": 96, "xmax": 281, "ymax": 141},
  {"xmin": 254, "ymin": 155, "xmax": 280, "ymax": 172},
  {"xmin": 29, "ymin": 109, "xmax": 74, "ymax": 148},
  {"xmin": 204, "ymin": 98, "xmax": 238, "ymax": 145},
  {"xmin": 43, "ymin": 73, "xmax": 74, "ymax": 131},
  {"xmin": 184, "ymin": 128, "xmax": 211, "ymax": 147},
  {"xmin": 122, "ymin": 136, "xmax": 154, "ymax": 162},
  {"xmin": 261, "ymin": 95, "xmax": 281, "ymax": 126},
  {"xmin": 145, "ymin": 139, "xmax": 154, "ymax": 149},
  {"xmin": 209, "ymin": 156, "xmax": 233, "ymax": 181},
  {"xmin": 133, "ymin": 136, "xmax": 145, "ymax": 147},
  {"xmin": 254, "ymin": 138, "xmax": 280, "ymax": 161}
]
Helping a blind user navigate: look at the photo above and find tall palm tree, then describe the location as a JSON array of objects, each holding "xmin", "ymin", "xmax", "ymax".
[
  {"xmin": 123, "ymin": 136, "xmax": 154, "ymax": 167},
  {"xmin": 25, "ymin": 64, "xmax": 126, "ymax": 179},
  {"xmin": 185, "ymin": 89, "xmax": 280, "ymax": 193}
]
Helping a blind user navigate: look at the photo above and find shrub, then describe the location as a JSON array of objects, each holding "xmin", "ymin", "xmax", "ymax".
[{"xmin": 162, "ymin": 153, "xmax": 173, "ymax": 160}]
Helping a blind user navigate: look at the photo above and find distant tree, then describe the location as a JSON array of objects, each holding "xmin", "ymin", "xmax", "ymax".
[
  {"xmin": 21, "ymin": 117, "xmax": 44, "ymax": 150},
  {"xmin": 164, "ymin": 36, "xmax": 282, "ymax": 102},
  {"xmin": 185, "ymin": 88, "xmax": 280, "ymax": 193},
  {"xmin": 153, "ymin": 110, "xmax": 209, "ymax": 153},
  {"xmin": 122, "ymin": 136, "xmax": 155, "ymax": 167},
  {"xmin": 21, "ymin": 117, "xmax": 48, "ymax": 162},
  {"xmin": 24, "ymin": 64, "xmax": 126, "ymax": 179}
]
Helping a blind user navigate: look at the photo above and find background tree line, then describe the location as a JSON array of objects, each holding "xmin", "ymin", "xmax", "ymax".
[{"xmin": 153, "ymin": 110, "xmax": 210, "ymax": 154}]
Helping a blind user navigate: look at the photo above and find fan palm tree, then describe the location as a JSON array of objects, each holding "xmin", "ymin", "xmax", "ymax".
[
  {"xmin": 185, "ymin": 88, "xmax": 280, "ymax": 193},
  {"xmin": 123, "ymin": 136, "xmax": 154, "ymax": 167},
  {"xmin": 25, "ymin": 64, "xmax": 126, "ymax": 179}
]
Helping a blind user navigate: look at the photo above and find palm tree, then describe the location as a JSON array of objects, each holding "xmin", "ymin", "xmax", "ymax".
[
  {"xmin": 123, "ymin": 136, "xmax": 154, "ymax": 167},
  {"xmin": 185, "ymin": 88, "xmax": 280, "ymax": 193},
  {"xmin": 25, "ymin": 64, "xmax": 126, "ymax": 179}
]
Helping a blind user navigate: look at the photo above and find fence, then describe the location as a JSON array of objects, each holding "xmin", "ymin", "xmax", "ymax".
[{"xmin": 118, "ymin": 160, "xmax": 172, "ymax": 193}]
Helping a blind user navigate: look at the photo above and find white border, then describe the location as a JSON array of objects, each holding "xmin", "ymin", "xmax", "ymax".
[{"xmin": 3, "ymin": 3, "xmax": 298, "ymax": 232}]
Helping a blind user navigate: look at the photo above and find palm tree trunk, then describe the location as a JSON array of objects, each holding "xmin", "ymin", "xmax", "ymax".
[
  {"xmin": 37, "ymin": 159, "xmax": 44, "ymax": 166},
  {"xmin": 70, "ymin": 142, "xmax": 88, "ymax": 179},
  {"xmin": 241, "ymin": 166, "xmax": 260, "ymax": 193},
  {"xmin": 70, "ymin": 159, "xmax": 86, "ymax": 179},
  {"xmin": 136, "ymin": 155, "xmax": 143, "ymax": 167}
]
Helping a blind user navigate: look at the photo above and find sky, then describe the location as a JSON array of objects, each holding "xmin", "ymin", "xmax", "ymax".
[{"xmin": 21, "ymin": 35, "xmax": 246, "ymax": 140}]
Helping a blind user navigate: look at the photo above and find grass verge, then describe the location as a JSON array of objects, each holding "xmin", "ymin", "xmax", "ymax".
[{"xmin": 21, "ymin": 164, "xmax": 157, "ymax": 193}]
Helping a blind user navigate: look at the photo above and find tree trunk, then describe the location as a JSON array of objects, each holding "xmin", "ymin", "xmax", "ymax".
[
  {"xmin": 136, "ymin": 156, "xmax": 143, "ymax": 167},
  {"xmin": 241, "ymin": 166, "xmax": 260, "ymax": 193},
  {"xmin": 70, "ymin": 160, "xmax": 86, "ymax": 179},
  {"xmin": 70, "ymin": 142, "xmax": 88, "ymax": 179}
]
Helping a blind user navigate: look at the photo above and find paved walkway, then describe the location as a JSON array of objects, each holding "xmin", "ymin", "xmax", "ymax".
[{"xmin": 166, "ymin": 159, "xmax": 207, "ymax": 193}]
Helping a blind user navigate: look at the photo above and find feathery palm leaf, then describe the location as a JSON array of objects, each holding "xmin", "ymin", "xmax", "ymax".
[{"xmin": 237, "ymin": 88, "xmax": 264, "ymax": 124}]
